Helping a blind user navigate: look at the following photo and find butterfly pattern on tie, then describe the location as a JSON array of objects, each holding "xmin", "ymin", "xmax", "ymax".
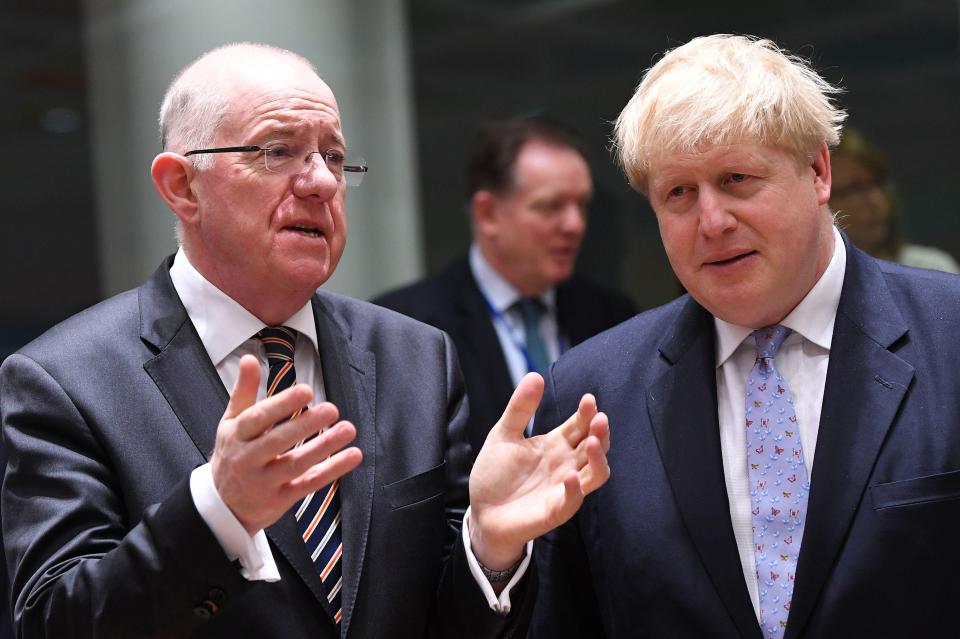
[
  {"xmin": 745, "ymin": 325, "xmax": 810, "ymax": 639},
  {"xmin": 256, "ymin": 326, "xmax": 344, "ymax": 625}
]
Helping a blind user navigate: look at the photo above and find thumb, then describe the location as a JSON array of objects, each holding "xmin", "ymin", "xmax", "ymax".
[
  {"xmin": 224, "ymin": 354, "xmax": 261, "ymax": 419},
  {"xmin": 492, "ymin": 372, "xmax": 544, "ymax": 440}
]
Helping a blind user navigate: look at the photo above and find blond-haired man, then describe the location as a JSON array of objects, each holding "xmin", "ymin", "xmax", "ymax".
[{"xmin": 531, "ymin": 34, "xmax": 960, "ymax": 638}]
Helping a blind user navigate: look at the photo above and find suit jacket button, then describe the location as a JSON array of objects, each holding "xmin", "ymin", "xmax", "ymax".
[{"xmin": 193, "ymin": 605, "xmax": 212, "ymax": 621}]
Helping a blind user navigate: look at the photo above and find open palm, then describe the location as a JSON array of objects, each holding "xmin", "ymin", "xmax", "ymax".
[{"xmin": 468, "ymin": 373, "xmax": 610, "ymax": 568}]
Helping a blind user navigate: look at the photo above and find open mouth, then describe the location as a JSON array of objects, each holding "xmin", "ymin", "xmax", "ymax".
[{"xmin": 286, "ymin": 224, "xmax": 322, "ymax": 238}]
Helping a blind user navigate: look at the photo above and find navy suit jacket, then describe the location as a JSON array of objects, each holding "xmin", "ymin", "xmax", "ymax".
[
  {"xmin": 373, "ymin": 257, "xmax": 636, "ymax": 455},
  {"xmin": 531, "ymin": 236, "xmax": 960, "ymax": 638},
  {"xmin": 1, "ymin": 257, "xmax": 531, "ymax": 638}
]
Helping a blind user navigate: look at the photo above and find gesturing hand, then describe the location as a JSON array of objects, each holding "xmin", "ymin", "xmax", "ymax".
[
  {"xmin": 468, "ymin": 372, "xmax": 610, "ymax": 570},
  {"xmin": 211, "ymin": 354, "xmax": 363, "ymax": 534}
]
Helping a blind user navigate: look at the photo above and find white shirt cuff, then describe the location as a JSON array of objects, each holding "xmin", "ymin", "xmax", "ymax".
[
  {"xmin": 189, "ymin": 463, "xmax": 281, "ymax": 582},
  {"xmin": 461, "ymin": 506, "xmax": 533, "ymax": 615}
]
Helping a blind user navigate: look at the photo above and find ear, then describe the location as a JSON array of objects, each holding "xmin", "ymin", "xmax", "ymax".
[
  {"xmin": 810, "ymin": 142, "xmax": 832, "ymax": 206},
  {"xmin": 151, "ymin": 152, "xmax": 199, "ymax": 225},
  {"xmin": 471, "ymin": 190, "xmax": 501, "ymax": 238}
]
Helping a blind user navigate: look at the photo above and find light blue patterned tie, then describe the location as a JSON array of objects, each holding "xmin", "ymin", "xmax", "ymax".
[{"xmin": 745, "ymin": 325, "xmax": 810, "ymax": 639}]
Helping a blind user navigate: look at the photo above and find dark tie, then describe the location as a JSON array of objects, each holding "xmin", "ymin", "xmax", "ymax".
[
  {"xmin": 516, "ymin": 298, "xmax": 551, "ymax": 375},
  {"xmin": 745, "ymin": 325, "xmax": 809, "ymax": 639},
  {"xmin": 256, "ymin": 326, "xmax": 344, "ymax": 625}
]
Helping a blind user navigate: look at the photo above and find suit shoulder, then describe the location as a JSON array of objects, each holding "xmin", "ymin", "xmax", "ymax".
[
  {"xmin": 562, "ymin": 273, "xmax": 637, "ymax": 317},
  {"xmin": 879, "ymin": 260, "xmax": 960, "ymax": 314},
  {"xmin": 369, "ymin": 259, "xmax": 471, "ymax": 323},
  {"xmin": 317, "ymin": 291, "xmax": 448, "ymax": 341},
  {"xmin": 560, "ymin": 294, "xmax": 687, "ymax": 365},
  {"xmin": 370, "ymin": 276, "xmax": 447, "ymax": 317},
  {"xmin": 15, "ymin": 289, "xmax": 140, "ymax": 362}
]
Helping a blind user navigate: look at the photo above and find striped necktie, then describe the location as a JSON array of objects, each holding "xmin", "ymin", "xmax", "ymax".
[{"xmin": 256, "ymin": 326, "xmax": 344, "ymax": 625}]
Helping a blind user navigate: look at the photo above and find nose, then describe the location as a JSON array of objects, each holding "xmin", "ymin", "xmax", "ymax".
[
  {"xmin": 292, "ymin": 155, "xmax": 340, "ymax": 200},
  {"xmin": 559, "ymin": 202, "xmax": 587, "ymax": 237},
  {"xmin": 697, "ymin": 186, "xmax": 737, "ymax": 237}
]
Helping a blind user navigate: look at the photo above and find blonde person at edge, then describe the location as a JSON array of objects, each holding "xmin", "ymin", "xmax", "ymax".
[{"xmin": 529, "ymin": 34, "xmax": 960, "ymax": 639}]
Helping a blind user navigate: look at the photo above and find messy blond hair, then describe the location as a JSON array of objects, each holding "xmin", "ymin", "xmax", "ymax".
[{"xmin": 614, "ymin": 34, "xmax": 846, "ymax": 192}]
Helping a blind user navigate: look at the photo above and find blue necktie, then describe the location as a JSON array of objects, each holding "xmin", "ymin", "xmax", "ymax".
[
  {"xmin": 257, "ymin": 326, "xmax": 344, "ymax": 625},
  {"xmin": 516, "ymin": 298, "xmax": 551, "ymax": 375},
  {"xmin": 745, "ymin": 325, "xmax": 810, "ymax": 639}
]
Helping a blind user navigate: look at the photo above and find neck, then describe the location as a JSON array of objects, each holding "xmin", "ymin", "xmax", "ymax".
[
  {"xmin": 181, "ymin": 246, "xmax": 313, "ymax": 326},
  {"xmin": 476, "ymin": 243, "xmax": 547, "ymax": 298}
]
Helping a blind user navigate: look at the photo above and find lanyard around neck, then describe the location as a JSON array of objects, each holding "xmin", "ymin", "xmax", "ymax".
[{"xmin": 478, "ymin": 290, "xmax": 566, "ymax": 374}]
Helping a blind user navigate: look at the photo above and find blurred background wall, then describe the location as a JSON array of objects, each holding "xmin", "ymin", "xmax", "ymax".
[{"xmin": 2, "ymin": 0, "xmax": 959, "ymax": 359}]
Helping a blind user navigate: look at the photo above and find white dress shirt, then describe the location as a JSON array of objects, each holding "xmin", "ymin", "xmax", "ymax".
[
  {"xmin": 170, "ymin": 249, "xmax": 529, "ymax": 612},
  {"xmin": 470, "ymin": 244, "xmax": 563, "ymax": 387},
  {"xmin": 714, "ymin": 227, "xmax": 846, "ymax": 620}
]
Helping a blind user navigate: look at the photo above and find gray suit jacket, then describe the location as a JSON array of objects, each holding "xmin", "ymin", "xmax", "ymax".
[{"xmin": 1, "ymin": 257, "xmax": 530, "ymax": 638}]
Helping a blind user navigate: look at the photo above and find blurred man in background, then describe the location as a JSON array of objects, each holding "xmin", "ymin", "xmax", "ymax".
[{"xmin": 374, "ymin": 117, "xmax": 635, "ymax": 454}]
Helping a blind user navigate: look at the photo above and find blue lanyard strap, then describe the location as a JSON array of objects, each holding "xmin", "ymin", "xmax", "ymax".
[{"xmin": 478, "ymin": 290, "xmax": 567, "ymax": 374}]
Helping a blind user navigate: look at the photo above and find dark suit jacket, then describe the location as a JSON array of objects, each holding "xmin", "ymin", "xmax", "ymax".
[
  {"xmin": 530, "ymin": 236, "xmax": 960, "ymax": 638},
  {"xmin": 0, "ymin": 257, "xmax": 530, "ymax": 638},
  {"xmin": 373, "ymin": 257, "xmax": 636, "ymax": 454}
]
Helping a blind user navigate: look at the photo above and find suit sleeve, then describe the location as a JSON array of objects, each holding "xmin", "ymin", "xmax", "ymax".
[
  {"xmin": 1, "ymin": 353, "xmax": 251, "ymax": 638},
  {"xmin": 527, "ymin": 366, "xmax": 605, "ymax": 638},
  {"xmin": 432, "ymin": 332, "xmax": 535, "ymax": 638}
]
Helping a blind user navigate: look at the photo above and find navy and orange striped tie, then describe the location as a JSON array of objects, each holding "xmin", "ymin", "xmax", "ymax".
[{"xmin": 257, "ymin": 326, "xmax": 344, "ymax": 625}]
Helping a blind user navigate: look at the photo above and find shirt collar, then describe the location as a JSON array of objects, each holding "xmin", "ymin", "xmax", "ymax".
[
  {"xmin": 714, "ymin": 225, "xmax": 846, "ymax": 368},
  {"xmin": 469, "ymin": 243, "xmax": 556, "ymax": 313},
  {"xmin": 169, "ymin": 248, "xmax": 320, "ymax": 367}
]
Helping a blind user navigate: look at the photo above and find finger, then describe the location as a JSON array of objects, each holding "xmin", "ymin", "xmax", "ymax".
[
  {"xmin": 492, "ymin": 373, "xmax": 544, "ymax": 440},
  {"xmin": 254, "ymin": 402, "xmax": 341, "ymax": 459},
  {"xmin": 266, "ymin": 420, "xmax": 357, "ymax": 480},
  {"xmin": 578, "ymin": 436, "xmax": 611, "ymax": 494},
  {"xmin": 557, "ymin": 394, "xmax": 598, "ymax": 448},
  {"xmin": 590, "ymin": 412, "xmax": 610, "ymax": 453},
  {"xmin": 223, "ymin": 355, "xmax": 262, "ymax": 420},
  {"xmin": 234, "ymin": 383, "xmax": 315, "ymax": 441},
  {"xmin": 547, "ymin": 469, "xmax": 585, "ymax": 529},
  {"xmin": 571, "ymin": 415, "xmax": 609, "ymax": 468},
  {"xmin": 281, "ymin": 446, "xmax": 364, "ymax": 501}
]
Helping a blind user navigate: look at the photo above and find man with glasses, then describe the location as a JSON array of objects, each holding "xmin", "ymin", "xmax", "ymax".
[{"xmin": 1, "ymin": 43, "xmax": 610, "ymax": 638}]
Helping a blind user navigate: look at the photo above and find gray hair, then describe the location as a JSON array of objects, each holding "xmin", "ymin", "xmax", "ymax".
[{"xmin": 158, "ymin": 42, "xmax": 317, "ymax": 170}]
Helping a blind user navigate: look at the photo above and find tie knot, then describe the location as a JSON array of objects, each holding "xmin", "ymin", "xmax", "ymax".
[
  {"xmin": 516, "ymin": 297, "xmax": 544, "ymax": 323},
  {"xmin": 257, "ymin": 326, "xmax": 297, "ymax": 361},
  {"xmin": 753, "ymin": 324, "xmax": 791, "ymax": 360}
]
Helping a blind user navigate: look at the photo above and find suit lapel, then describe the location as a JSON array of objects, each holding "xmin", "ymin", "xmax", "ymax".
[
  {"xmin": 139, "ymin": 259, "xmax": 375, "ymax": 632},
  {"xmin": 309, "ymin": 294, "xmax": 376, "ymax": 637},
  {"xmin": 140, "ymin": 258, "xmax": 228, "ymax": 460},
  {"xmin": 784, "ymin": 243, "xmax": 913, "ymax": 639},
  {"xmin": 647, "ymin": 299, "xmax": 762, "ymax": 639},
  {"xmin": 452, "ymin": 262, "xmax": 514, "ymax": 404}
]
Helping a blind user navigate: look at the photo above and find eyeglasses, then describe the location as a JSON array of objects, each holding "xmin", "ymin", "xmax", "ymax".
[{"xmin": 184, "ymin": 143, "xmax": 368, "ymax": 187}]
